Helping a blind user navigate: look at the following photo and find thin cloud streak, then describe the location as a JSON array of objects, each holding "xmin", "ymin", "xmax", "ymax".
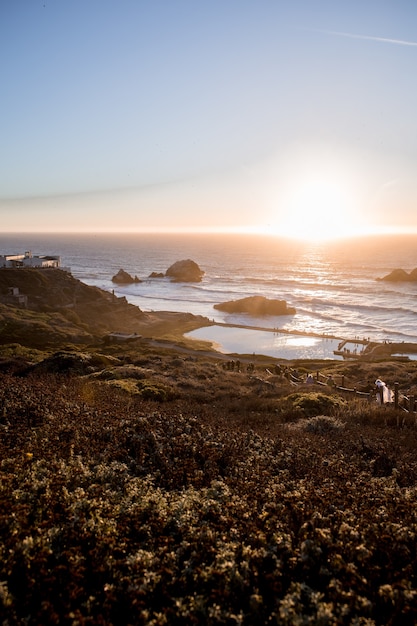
[{"xmin": 321, "ymin": 29, "xmax": 417, "ymax": 47}]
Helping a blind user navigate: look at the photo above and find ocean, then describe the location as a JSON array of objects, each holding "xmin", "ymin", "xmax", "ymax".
[{"xmin": 2, "ymin": 232, "xmax": 417, "ymax": 360}]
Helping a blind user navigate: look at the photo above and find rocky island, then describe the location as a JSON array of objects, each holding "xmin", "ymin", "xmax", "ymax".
[
  {"xmin": 165, "ymin": 259, "xmax": 204, "ymax": 282},
  {"xmin": 112, "ymin": 259, "xmax": 205, "ymax": 283},
  {"xmin": 111, "ymin": 269, "xmax": 141, "ymax": 284},
  {"xmin": 214, "ymin": 295, "xmax": 296, "ymax": 316},
  {"xmin": 379, "ymin": 268, "xmax": 417, "ymax": 282}
]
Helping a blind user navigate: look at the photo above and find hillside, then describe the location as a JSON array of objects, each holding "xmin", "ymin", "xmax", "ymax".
[
  {"xmin": 1, "ymin": 347, "xmax": 417, "ymax": 624},
  {"xmin": 0, "ymin": 269, "xmax": 209, "ymax": 348},
  {"xmin": 2, "ymin": 269, "xmax": 417, "ymax": 623}
]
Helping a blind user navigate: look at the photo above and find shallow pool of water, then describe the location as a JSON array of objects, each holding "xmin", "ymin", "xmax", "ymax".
[{"xmin": 186, "ymin": 325, "xmax": 342, "ymax": 360}]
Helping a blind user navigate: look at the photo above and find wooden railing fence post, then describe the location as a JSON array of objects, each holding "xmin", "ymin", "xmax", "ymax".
[{"xmin": 394, "ymin": 382, "xmax": 399, "ymax": 410}]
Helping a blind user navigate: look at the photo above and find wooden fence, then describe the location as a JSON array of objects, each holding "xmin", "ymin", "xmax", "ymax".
[{"xmin": 286, "ymin": 369, "xmax": 416, "ymax": 413}]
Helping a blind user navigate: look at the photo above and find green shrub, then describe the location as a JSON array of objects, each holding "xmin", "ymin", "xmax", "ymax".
[
  {"xmin": 282, "ymin": 391, "xmax": 347, "ymax": 420},
  {"xmin": 94, "ymin": 365, "xmax": 149, "ymax": 381},
  {"xmin": 105, "ymin": 379, "xmax": 142, "ymax": 394},
  {"xmin": 137, "ymin": 379, "xmax": 177, "ymax": 401}
]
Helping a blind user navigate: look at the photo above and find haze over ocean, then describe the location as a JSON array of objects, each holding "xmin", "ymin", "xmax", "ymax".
[{"xmin": 2, "ymin": 232, "xmax": 417, "ymax": 359}]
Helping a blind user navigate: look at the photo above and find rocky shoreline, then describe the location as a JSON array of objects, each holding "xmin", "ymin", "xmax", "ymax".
[{"xmin": 1, "ymin": 267, "xmax": 417, "ymax": 361}]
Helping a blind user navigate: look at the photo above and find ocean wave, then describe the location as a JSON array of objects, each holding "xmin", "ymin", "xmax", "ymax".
[
  {"xmin": 130, "ymin": 293, "xmax": 218, "ymax": 305},
  {"xmin": 114, "ymin": 283, "xmax": 417, "ymax": 330},
  {"xmin": 292, "ymin": 294, "xmax": 417, "ymax": 314},
  {"xmin": 106, "ymin": 272, "xmax": 417, "ymax": 305}
]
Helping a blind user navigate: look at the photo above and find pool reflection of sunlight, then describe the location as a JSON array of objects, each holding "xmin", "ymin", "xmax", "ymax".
[
  {"xmin": 286, "ymin": 336, "xmax": 319, "ymax": 347},
  {"xmin": 273, "ymin": 335, "xmax": 319, "ymax": 348}
]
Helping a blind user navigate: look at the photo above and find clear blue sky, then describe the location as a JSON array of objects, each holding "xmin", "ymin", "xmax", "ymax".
[{"xmin": 1, "ymin": 0, "xmax": 417, "ymax": 237}]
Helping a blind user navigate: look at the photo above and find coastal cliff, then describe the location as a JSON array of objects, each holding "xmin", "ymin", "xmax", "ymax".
[{"xmin": 0, "ymin": 269, "xmax": 208, "ymax": 348}]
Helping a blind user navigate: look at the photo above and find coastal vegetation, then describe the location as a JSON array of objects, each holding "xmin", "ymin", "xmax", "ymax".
[
  {"xmin": 1, "ymin": 269, "xmax": 417, "ymax": 623},
  {"xmin": 0, "ymin": 269, "xmax": 210, "ymax": 348}
]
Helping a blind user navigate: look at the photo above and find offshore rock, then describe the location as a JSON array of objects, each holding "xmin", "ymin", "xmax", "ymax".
[
  {"xmin": 165, "ymin": 259, "xmax": 204, "ymax": 282},
  {"xmin": 112, "ymin": 269, "xmax": 141, "ymax": 284},
  {"xmin": 380, "ymin": 268, "xmax": 417, "ymax": 282},
  {"xmin": 214, "ymin": 295, "xmax": 296, "ymax": 316}
]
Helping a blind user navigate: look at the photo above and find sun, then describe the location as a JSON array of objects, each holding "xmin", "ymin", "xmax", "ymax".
[
  {"xmin": 276, "ymin": 177, "xmax": 362, "ymax": 241},
  {"xmin": 260, "ymin": 145, "xmax": 372, "ymax": 241}
]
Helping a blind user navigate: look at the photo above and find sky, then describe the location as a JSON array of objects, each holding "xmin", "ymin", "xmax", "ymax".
[{"xmin": 1, "ymin": 0, "xmax": 417, "ymax": 239}]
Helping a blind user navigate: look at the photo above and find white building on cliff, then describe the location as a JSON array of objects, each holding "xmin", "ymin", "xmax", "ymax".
[{"xmin": 0, "ymin": 251, "xmax": 61, "ymax": 268}]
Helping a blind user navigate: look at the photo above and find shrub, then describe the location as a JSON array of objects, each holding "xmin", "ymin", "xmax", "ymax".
[
  {"xmin": 296, "ymin": 414, "xmax": 346, "ymax": 434},
  {"xmin": 281, "ymin": 392, "xmax": 347, "ymax": 420},
  {"xmin": 94, "ymin": 365, "xmax": 149, "ymax": 381},
  {"xmin": 105, "ymin": 379, "xmax": 142, "ymax": 394},
  {"xmin": 136, "ymin": 380, "xmax": 177, "ymax": 401}
]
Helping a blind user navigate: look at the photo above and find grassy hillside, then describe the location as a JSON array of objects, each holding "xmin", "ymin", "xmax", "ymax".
[{"xmin": 0, "ymin": 269, "xmax": 210, "ymax": 348}]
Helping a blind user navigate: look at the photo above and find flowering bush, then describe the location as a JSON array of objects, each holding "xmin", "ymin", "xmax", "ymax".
[
  {"xmin": 1, "ymin": 365, "xmax": 417, "ymax": 624},
  {"xmin": 293, "ymin": 415, "xmax": 346, "ymax": 434}
]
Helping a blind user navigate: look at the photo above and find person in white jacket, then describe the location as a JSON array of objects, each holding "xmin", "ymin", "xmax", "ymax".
[{"xmin": 375, "ymin": 378, "xmax": 393, "ymax": 404}]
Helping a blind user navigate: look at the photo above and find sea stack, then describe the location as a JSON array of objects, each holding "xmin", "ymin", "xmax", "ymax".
[
  {"xmin": 214, "ymin": 295, "xmax": 296, "ymax": 315},
  {"xmin": 165, "ymin": 259, "xmax": 204, "ymax": 282},
  {"xmin": 111, "ymin": 269, "xmax": 141, "ymax": 284},
  {"xmin": 380, "ymin": 268, "xmax": 417, "ymax": 282}
]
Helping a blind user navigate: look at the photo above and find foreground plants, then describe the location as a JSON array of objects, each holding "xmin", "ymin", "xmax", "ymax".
[{"xmin": 1, "ymin": 371, "xmax": 417, "ymax": 624}]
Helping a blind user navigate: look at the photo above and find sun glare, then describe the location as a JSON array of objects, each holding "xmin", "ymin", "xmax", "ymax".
[
  {"xmin": 262, "ymin": 147, "xmax": 372, "ymax": 241},
  {"xmin": 277, "ymin": 178, "xmax": 362, "ymax": 241}
]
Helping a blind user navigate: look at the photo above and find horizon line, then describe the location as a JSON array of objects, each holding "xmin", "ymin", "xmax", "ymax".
[{"xmin": 2, "ymin": 228, "xmax": 417, "ymax": 239}]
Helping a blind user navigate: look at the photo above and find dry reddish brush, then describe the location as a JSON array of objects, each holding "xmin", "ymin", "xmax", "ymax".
[{"xmin": 2, "ymin": 351, "xmax": 417, "ymax": 624}]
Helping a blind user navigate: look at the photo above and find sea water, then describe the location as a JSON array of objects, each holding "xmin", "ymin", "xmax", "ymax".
[{"xmin": 1, "ymin": 232, "xmax": 417, "ymax": 359}]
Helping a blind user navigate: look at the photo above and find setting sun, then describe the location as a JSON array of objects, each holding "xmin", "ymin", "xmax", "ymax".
[
  {"xmin": 259, "ymin": 145, "xmax": 376, "ymax": 242},
  {"xmin": 278, "ymin": 178, "xmax": 362, "ymax": 241}
]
